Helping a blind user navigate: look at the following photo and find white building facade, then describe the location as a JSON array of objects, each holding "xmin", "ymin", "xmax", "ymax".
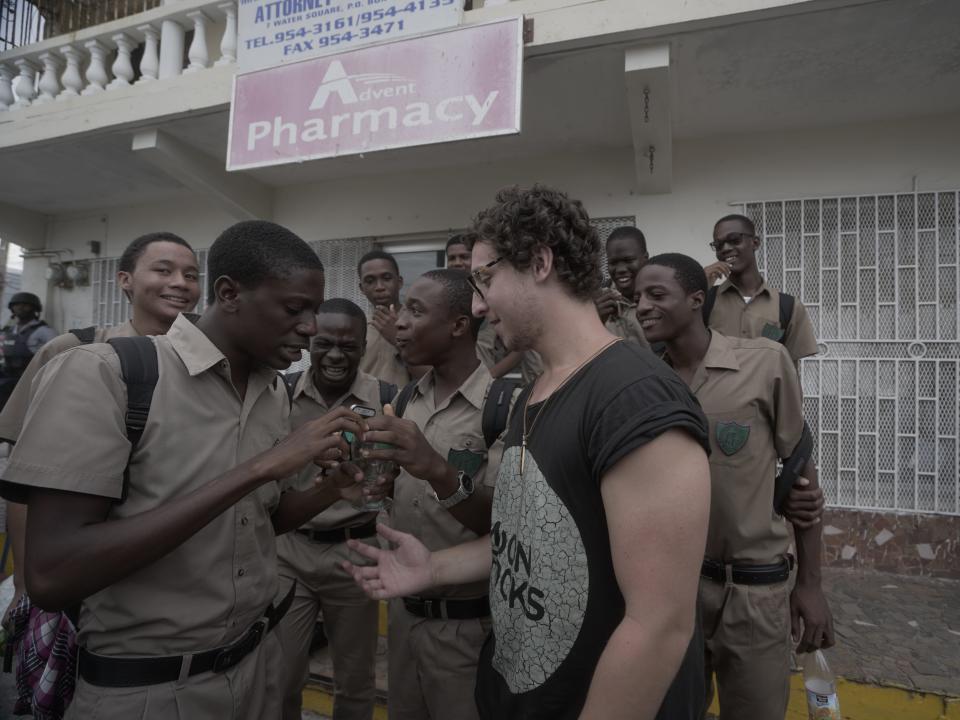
[{"xmin": 1, "ymin": 0, "xmax": 959, "ymax": 575}]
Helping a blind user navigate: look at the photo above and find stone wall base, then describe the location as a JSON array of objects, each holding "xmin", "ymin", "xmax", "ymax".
[{"xmin": 820, "ymin": 508, "xmax": 960, "ymax": 578}]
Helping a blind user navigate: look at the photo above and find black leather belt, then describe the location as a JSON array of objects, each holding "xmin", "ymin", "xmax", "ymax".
[
  {"xmin": 78, "ymin": 581, "xmax": 297, "ymax": 688},
  {"xmin": 403, "ymin": 595, "xmax": 490, "ymax": 620},
  {"xmin": 295, "ymin": 518, "xmax": 377, "ymax": 544},
  {"xmin": 700, "ymin": 556, "xmax": 792, "ymax": 585}
]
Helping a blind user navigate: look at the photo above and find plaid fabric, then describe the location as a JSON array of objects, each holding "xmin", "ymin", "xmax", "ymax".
[{"xmin": 8, "ymin": 593, "xmax": 77, "ymax": 720}]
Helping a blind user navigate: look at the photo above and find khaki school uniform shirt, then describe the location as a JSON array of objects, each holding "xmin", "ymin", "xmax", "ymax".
[
  {"xmin": 359, "ymin": 322, "xmax": 410, "ymax": 388},
  {"xmin": 604, "ymin": 299, "xmax": 650, "ymax": 349},
  {"xmin": 288, "ymin": 368, "xmax": 386, "ymax": 530},
  {"xmin": 391, "ymin": 362, "xmax": 501, "ymax": 599},
  {"xmin": 2, "ymin": 313, "xmax": 285, "ymax": 656},
  {"xmin": 666, "ymin": 332, "xmax": 805, "ymax": 565},
  {"xmin": 707, "ymin": 278, "xmax": 818, "ymax": 364},
  {"xmin": 0, "ymin": 321, "xmax": 138, "ymax": 442}
]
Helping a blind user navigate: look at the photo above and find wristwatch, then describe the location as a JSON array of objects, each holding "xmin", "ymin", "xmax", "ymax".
[{"xmin": 434, "ymin": 470, "xmax": 475, "ymax": 509}]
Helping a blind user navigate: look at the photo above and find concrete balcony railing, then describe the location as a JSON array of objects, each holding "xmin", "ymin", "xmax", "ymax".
[{"xmin": 0, "ymin": 0, "xmax": 238, "ymax": 111}]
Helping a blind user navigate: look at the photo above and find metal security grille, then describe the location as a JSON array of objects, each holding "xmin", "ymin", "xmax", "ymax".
[
  {"xmin": 736, "ymin": 192, "xmax": 960, "ymax": 515},
  {"xmin": 92, "ymin": 249, "xmax": 210, "ymax": 327}
]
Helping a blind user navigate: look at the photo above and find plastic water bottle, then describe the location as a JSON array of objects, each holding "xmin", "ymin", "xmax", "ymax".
[{"xmin": 803, "ymin": 650, "xmax": 841, "ymax": 720}]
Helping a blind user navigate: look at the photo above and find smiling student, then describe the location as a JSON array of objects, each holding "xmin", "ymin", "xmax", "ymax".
[{"xmin": 275, "ymin": 298, "xmax": 393, "ymax": 720}]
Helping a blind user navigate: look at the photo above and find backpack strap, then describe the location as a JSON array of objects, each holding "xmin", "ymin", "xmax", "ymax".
[
  {"xmin": 778, "ymin": 292, "xmax": 795, "ymax": 346},
  {"xmin": 283, "ymin": 371, "xmax": 303, "ymax": 405},
  {"xmin": 482, "ymin": 377, "xmax": 520, "ymax": 449},
  {"xmin": 107, "ymin": 337, "xmax": 159, "ymax": 454},
  {"xmin": 392, "ymin": 381, "xmax": 417, "ymax": 418},
  {"xmin": 68, "ymin": 326, "xmax": 97, "ymax": 344},
  {"xmin": 701, "ymin": 286, "xmax": 718, "ymax": 325},
  {"xmin": 378, "ymin": 380, "xmax": 398, "ymax": 409}
]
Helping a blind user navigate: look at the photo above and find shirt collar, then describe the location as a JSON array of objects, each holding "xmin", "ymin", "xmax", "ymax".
[
  {"xmin": 718, "ymin": 277, "xmax": 771, "ymax": 298},
  {"xmin": 701, "ymin": 331, "xmax": 741, "ymax": 371},
  {"xmin": 165, "ymin": 313, "xmax": 229, "ymax": 377},
  {"xmin": 297, "ymin": 368, "xmax": 380, "ymax": 409},
  {"xmin": 413, "ymin": 361, "xmax": 489, "ymax": 412}
]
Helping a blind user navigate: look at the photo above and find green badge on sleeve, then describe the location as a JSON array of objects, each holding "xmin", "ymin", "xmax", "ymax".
[
  {"xmin": 447, "ymin": 448, "xmax": 485, "ymax": 477},
  {"xmin": 716, "ymin": 421, "xmax": 750, "ymax": 456},
  {"xmin": 761, "ymin": 322, "xmax": 785, "ymax": 342}
]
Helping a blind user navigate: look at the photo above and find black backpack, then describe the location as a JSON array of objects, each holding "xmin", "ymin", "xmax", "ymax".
[
  {"xmin": 392, "ymin": 376, "xmax": 520, "ymax": 449},
  {"xmin": 282, "ymin": 370, "xmax": 396, "ymax": 410},
  {"xmin": 67, "ymin": 329, "xmax": 158, "ymax": 459},
  {"xmin": 701, "ymin": 288, "xmax": 795, "ymax": 346}
]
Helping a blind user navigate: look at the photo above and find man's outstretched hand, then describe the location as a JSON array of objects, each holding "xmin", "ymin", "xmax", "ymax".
[{"xmin": 343, "ymin": 524, "xmax": 435, "ymax": 600}]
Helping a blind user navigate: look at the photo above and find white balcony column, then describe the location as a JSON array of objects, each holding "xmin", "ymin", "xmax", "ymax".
[
  {"xmin": 159, "ymin": 18, "xmax": 186, "ymax": 79},
  {"xmin": 185, "ymin": 10, "xmax": 211, "ymax": 73},
  {"xmin": 35, "ymin": 52, "xmax": 63, "ymax": 103},
  {"xmin": 137, "ymin": 25, "xmax": 160, "ymax": 83},
  {"xmin": 11, "ymin": 58, "xmax": 40, "ymax": 109},
  {"xmin": 81, "ymin": 40, "xmax": 111, "ymax": 95},
  {"xmin": 58, "ymin": 44, "xmax": 85, "ymax": 98},
  {"xmin": 108, "ymin": 33, "xmax": 137, "ymax": 88},
  {"xmin": 215, "ymin": 2, "xmax": 238, "ymax": 66},
  {"xmin": 0, "ymin": 63, "xmax": 16, "ymax": 111}
]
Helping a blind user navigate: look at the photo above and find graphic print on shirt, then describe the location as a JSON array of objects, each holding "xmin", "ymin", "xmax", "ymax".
[{"xmin": 490, "ymin": 445, "xmax": 588, "ymax": 693}]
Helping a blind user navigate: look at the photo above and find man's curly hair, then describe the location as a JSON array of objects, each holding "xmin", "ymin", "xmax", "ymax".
[{"xmin": 470, "ymin": 185, "xmax": 602, "ymax": 300}]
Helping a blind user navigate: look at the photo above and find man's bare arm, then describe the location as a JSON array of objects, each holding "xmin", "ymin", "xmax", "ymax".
[
  {"xmin": 344, "ymin": 526, "xmax": 491, "ymax": 599},
  {"xmin": 579, "ymin": 429, "xmax": 710, "ymax": 720}
]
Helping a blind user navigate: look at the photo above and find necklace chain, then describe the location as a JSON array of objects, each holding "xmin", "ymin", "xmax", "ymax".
[{"xmin": 519, "ymin": 338, "xmax": 621, "ymax": 475}]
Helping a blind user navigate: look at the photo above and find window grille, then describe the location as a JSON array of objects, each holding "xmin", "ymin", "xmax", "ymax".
[{"xmin": 736, "ymin": 192, "xmax": 960, "ymax": 515}]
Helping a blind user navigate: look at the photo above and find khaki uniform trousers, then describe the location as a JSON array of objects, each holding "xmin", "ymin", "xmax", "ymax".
[
  {"xmin": 387, "ymin": 598, "xmax": 491, "ymax": 720},
  {"xmin": 66, "ymin": 632, "xmax": 283, "ymax": 720},
  {"xmin": 699, "ymin": 574, "xmax": 793, "ymax": 720},
  {"xmin": 275, "ymin": 532, "xmax": 380, "ymax": 720}
]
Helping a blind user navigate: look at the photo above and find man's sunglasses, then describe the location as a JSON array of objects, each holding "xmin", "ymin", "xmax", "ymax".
[{"xmin": 709, "ymin": 232, "xmax": 756, "ymax": 252}]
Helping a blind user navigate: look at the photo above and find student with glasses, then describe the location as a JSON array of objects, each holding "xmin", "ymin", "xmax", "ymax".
[{"xmin": 703, "ymin": 214, "xmax": 818, "ymax": 366}]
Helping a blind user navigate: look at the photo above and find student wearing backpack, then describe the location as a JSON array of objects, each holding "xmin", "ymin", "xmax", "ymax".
[
  {"xmin": 276, "ymin": 298, "xmax": 396, "ymax": 720},
  {"xmin": 0, "ymin": 232, "xmax": 202, "ymax": 720},
  {"xmin": 0, "ymin": 221, "xmax": 371, "ymax": 720},
  {"xmin": 703, "ymin": 214, "xmax": 819, "ymax": 366},
  {"xmin": 359, "ymin": 268, "xmax": 516, "ymax": 720}
]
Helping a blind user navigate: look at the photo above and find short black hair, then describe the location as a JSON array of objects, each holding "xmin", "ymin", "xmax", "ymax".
[
  {"xmin": 714, "ymin": 214, "xmax": 756, "ymax": 236},
  {"xmin": 316, "ymin": 298, "xmax": 367, "ymax": 339},
  {"xmin": 317, "ymin": 298, "xmax": 366, "ymax": 323},
  {"xmin": 357, "ymin": 250, "xmax": 399, "ymax": 277},
  {"xmin": 119, "ymin": 232, "xmax": 195, "ymax": 274},
  {"xmin": 471, "ymin": 184, "xmax": 602, "ymax": 300},
  {"xmin": 206, "ymin": 221, "xmax": 323, "ymax": 304},
  {"xmin": 606, "ymin": 226, "xmax": 647, "ymax": 253},
  {"xmin": 421, "ymin": 268, "xmax": 482, "ymax": 338},
  {"xmin": 445, "ymin": 233, "xmax": 470, "ymax": 251},
  {"xmin": 645, "ymin": 253, "xmax": 709, "ymax": 296}
]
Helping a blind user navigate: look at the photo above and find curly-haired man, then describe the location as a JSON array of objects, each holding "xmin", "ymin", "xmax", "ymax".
[{"xmin": 346, "ymin": 185, "xmax": 712, "ymax": 720}]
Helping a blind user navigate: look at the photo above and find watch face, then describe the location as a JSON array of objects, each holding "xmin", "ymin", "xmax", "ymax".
[{"xmin": 462, "ymin": 473, "xmax": 475, "ymax": 494}]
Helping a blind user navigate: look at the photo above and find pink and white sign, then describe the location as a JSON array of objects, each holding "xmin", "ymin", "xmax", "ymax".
[{"xmin": 227, "ymin": 17, "xmax": 523, "ymax": 171}]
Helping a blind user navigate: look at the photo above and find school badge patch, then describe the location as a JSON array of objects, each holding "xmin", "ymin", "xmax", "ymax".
[
  {"xmin": 448, "ymin": 448, "xmax": 485, "ymax": 477},
  {"xmin": 761, "ymin": 322, "xmax": 785, "ymax": 342},
  {"xmin": 716, "ymin": 421, "xmax": 750, "ymax": 456}
]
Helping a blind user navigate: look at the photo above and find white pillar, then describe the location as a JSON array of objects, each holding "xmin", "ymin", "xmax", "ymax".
[
  {"xmin": 35, "ymin": 52, "xmax": 63, "ymax": 103},
  {"xmin": 0, "ymin": 63, "xmax": 17, "ymax": 111},
  {"xmin": 137, "ymin": 25, "xmax": 160, "ymax": 83},
  {"xmin": 58, "ymin": 44, "xmax": 85, "ymax": 98},
  {"xmin": 12, "ymin": 58, "xmax": 40, "ymax": 109},
  {"xmin": 159, "ymin": 19, "xmax": 186, "ymax": 79},
  {"xmin": 215, "ymin": 2, "xmax": 238, "ymax": 66},
  {"xmin": 81, "ymin": 39, "xmax": 110, "ymax": 95},
  {"xmin": 108, "ymin": 33, "xmax": 137, "ymax": 88},
  {"xmin": 185, "ymin": 10, "xmax": 211, "ymax": 73}
]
